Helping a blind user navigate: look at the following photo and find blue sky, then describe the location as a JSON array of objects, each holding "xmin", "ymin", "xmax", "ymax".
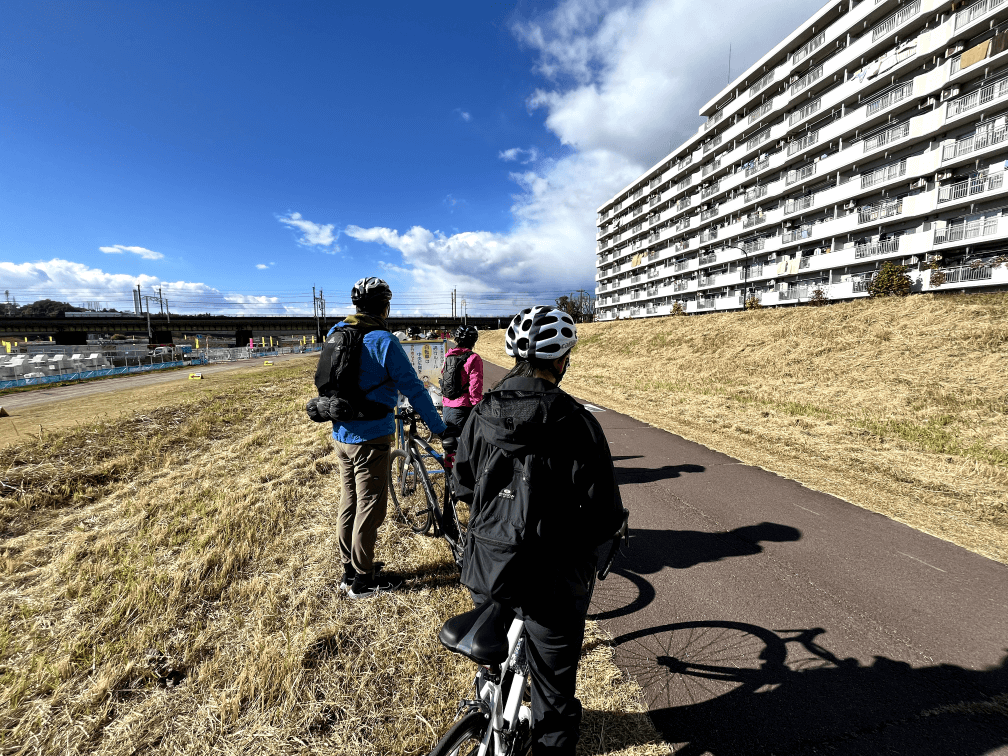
[{"xmin": 0, "ymin": 0, "xmax": 823, "ymax": 316}]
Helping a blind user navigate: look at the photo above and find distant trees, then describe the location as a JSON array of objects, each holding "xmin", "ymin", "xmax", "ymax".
[
  {"xmin": 867, "ymin": 262, "xmax": 912, "ymax": 298},
  {"xmin": 0, "ymin": 298, "xmax": 125, "ymax": 317},
  {"xmin": 555, "ymin": 291, "xmax": 596, "ymax": 322}
]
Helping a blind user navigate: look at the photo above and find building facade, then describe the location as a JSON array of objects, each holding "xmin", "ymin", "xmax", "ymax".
[{"xmin": 595, "ymin": 0, "xmax": 1008, "ymax": 320}]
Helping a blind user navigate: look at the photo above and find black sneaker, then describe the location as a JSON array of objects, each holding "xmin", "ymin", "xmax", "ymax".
[
  {"xmin": 338, "ymin": 567, "xmax": 355, "ymax": 594},
  {"xmin": 347, "ymin": 570, "xmax": 401, "ymax": 599}
]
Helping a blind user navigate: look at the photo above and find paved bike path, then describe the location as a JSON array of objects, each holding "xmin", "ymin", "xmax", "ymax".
[{"xmin": 482, "ymin": 361, "xmax": 1008, "ymax": 756}]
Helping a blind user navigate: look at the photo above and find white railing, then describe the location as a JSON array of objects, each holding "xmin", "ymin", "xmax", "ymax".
[
  {"xmin": 632, "ymin": 186, "xmax": 644, "ymax": 199},
  {"xmin": 677, "ymin": 196, "xmax": 692, "ymax": 211},
  {"xmin": 678, "ymin": 176, "xmax": 692, "ymax": 192},
  {"xmin": 700, "ymin": 205, "xmax": 719, "ymax": 221},
  {"xmin": 744, "ymin": 212, "xmax": 767, "ymax": 228},
  {"xmin": 703, "ymin": 134, "xmax": 723, "ymax": 154},
  {"xmin": 789, "ymin": 97, "xmax": 821, "ymax": 126},
  {"xmin": 748, "ymin": 99, "xmax": 774, "ymax": 125},
  {"xmin": 745, "ymin": 184, "xmax": 769, "ymax": 202},
  {"xmin": 751, "ymin": 69, "xmax": 775, "ymax": 97},
  {"xmin": 858, "ymin": 198, "xmax": 902, "ymax": 223},
  {"xmin": 942, "ymin": 122, "xmax": 1008, "ymax": 161},
  {"xmin": 744, "ymin": 237, "xmax": 767, "ymax": 254},
  {"xmin": 946, "ymin": 76, "xmax": 1008, "ymax": 119},
  {"xmin": 937, "ymin": 172, "xmax": 1004, "ymax": 203},
  {"xmin": 698, "ymin": 251, "xmax": 717, "ymax": 265},
  {"xmin": 792, "ymin": 30, "xmax": 826, "ymax": 66},
  {"xmin": 933, "ymin": 263, "xmax": 995, "ymax": 283},
  {"xmin": 674, "ymin": 279, "xmax": 690, "ymax": 291},
  {"xmin": 650, "ymin": 194, "xmax": 661, "ymax": 207},
  {"xmin": 700, "ymin": 227, "xmax": 718, "ymax": 243},
  {"xmin": 785, "ymin": 194, "xmax": 816, "ymax": 214},
  {"xmin": 674, "ymin": 259, "xmax": 691, "ymax": 272},
  {"xmin": 865, "ymin": 80, "xmax": 914, "ymax": 117},
  {"xmin": 702, "ymin": 158, "xmax": 722, "ymax": 177},
  {"xmin": 783, "ymin": 226, "xmax": 813, "ymax": 243},
  {"xmin": 853, "ymin": 278, "xmax": 872, "ymax": 293},
  {"xmin": 701, "ymin": 181, "xmax": 720, "ymax": 199},
  {"xmin": 745, "ymin": 156, "xmax": 771, "ymax": 177},
  {"xmin": 788, "ymin": 130, "xmax": 818, "ymax": 156},
  {"xmin": 872, "ymin": 0, "xmax": 920, "ymax": 42},
  {"xmin": 746, "ymin": 127, "xmax": 773, "ymax": 152},
  {"xmin": 855, "ymin": 237, "xmax": 901, "ymax": 259},
  {"xmin": 696, "ymin": 298, "xmax": 715, "ymax": 311},
  {"xmin": 786, "ymin": 162, "xmax": 816, "ymax": 185},
  {"xmin": 955, "ymin": 0, "xmax": 1007, "ymax": 30},
  {"xmin": 704, "ymin": 108, "xmax": 725, "ymax": 131},
  {"xmin": 934, "ymin": 214, "xmax": 1000, "ymax": 243},
  {"xmin": 863, "ymin": 121, "xmax": 910, "ymax": 152},
  {"xmin": 791, "ymin": 64, "xmax": 823, "ymax": 96},
  {"xmin": 674, "ymin": 216, "xmax": 691, "ymax": 232},
  {"xmin": 861, "ymin": 159, "xmax": 907, "ymax": 189}
]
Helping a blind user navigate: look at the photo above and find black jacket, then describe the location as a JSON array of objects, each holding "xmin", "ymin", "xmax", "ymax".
[{"xmin": 452, "ymin": 375, "xmax": 625, "ymax": 621}]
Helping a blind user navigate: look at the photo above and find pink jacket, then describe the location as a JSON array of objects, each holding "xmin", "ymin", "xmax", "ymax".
[{"xmin": 442, "ymin": 347, "xmax": 484, "ymax": 407}]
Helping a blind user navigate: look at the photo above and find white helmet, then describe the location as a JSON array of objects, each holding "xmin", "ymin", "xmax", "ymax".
[{"xmin": 505, "ymin": 306, "xmax": 578, "ymax": 359}]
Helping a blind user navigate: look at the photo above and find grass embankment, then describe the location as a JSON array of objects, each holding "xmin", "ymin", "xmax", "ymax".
[
  {"xmin": 0, "ymin": 362, "xmax": 664, "ymax": 755},
  {"xmin": 478, "ymin": 293, "xmax": 1008, "ymax": 564}
]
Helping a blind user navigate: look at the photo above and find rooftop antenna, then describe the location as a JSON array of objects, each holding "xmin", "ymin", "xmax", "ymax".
[{"xmin": 727, "ymin": 43, "xmax": 732, "ymax": 85}]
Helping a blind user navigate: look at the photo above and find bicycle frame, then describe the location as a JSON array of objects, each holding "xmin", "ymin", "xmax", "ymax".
[
  {"xmin": 394, "ymin": 405, "xmax": 453, "ymax": 538},
  {"xmin": 468, "ymin": 616, "xmax": 532, "ymax": 756}
]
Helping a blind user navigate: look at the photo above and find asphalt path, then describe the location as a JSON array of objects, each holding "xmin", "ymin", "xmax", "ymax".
[
  {"xmin": 481, "ymin": 361, "xmax": 1008, "ymax": 756},
  {"xmin": 0, "ymin": 352, "xmax": 313, "ymax": 411}
]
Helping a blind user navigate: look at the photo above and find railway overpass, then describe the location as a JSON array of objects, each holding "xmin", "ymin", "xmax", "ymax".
[{"xmin": 0, "ymin": 314, "xmax": 509, "ymax": 345}]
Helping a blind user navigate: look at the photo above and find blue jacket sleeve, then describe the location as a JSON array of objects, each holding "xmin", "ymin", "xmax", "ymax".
[{"xmin": 384, "ymin": 337, "xmax": 448, "ymax": 435}]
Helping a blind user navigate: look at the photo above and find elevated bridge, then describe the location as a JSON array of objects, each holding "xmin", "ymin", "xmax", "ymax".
[{"xmin": 0, "ymin": 314, "xmax": 508, "ymax": 345}]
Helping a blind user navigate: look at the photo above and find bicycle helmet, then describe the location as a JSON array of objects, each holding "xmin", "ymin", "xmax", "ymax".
[
  {"xmin": 504, "ymin": 306, "xmax": 577, "ymax": 359},
  {"xmin": 454, "ymin": 325, "xmax": 478, "ymax": 348},
  {"xmin": 351, "ymin": 277, "xmax": 392, "ymax": 310}
]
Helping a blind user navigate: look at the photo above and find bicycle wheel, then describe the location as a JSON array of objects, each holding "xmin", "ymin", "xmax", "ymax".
[
  {"xmin": 429, "ymin": 709, "xmax": 489, "ymax": 756},
  {"xmin": 389, "ymin": 450, "xmax": 432, "ymax": 534}
]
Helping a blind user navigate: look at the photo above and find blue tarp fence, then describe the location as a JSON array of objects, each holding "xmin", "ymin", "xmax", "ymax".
[{"xmin": 0, "ymin": 361, "xmax": 186, "ymax": 390}]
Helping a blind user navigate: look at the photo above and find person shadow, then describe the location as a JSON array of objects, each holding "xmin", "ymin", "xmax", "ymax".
[
  {"xmin": 589, "ymin": 523, "xmax": 801, "ymax": 621},
  {"xmin": 578, "ymin": 622, "xmax": 1008, "ymax": 756}
]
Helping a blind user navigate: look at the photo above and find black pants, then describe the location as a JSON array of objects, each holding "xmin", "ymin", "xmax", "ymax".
[
  {"xmin": 523, "ymin": 613, "xmax": 587, "ymax": 754},
  {"xmin": 441, "ymin": 404, "xmax": 472, "ymax": 456}
]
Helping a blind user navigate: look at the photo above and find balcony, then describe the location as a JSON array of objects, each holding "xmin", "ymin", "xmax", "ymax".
[
  {"xmin": 632, "ymin": 187, "xmax": 644, "ymax": 200},
  {"xmin": 745, "ymin": 184, "xmax": 769, "ymax": 203},
  {"xmin": 791, "ymin": 30, "xmax": 826, "ymax": 67},
  {"xmin": 932, "ymin": 263, "xmax": 995, "ymax": 284},
  {"xmin": 748, "ymin": 99, "xmax": 774, "ymax": 126},
  {"xmin": 677, "ymin": 176, "xmax": 692, "ymax": 192},
  {"xmin": 702, "ymin": 158, "xmax": 722, "ymax": 178},
  {"xmin": 700, "ymin": 181, "xmax": 720, "ymax": 200},
  {"xmin": 746, "ymin": 127, "xmax": 773, "ymax": 152},
  {"xmin": 676, "ymin": 196, "xmax": 693, "ymax": 212},
  {"xmin": 750, "ymin": 69, "xmax": 775, "ymax": 98},
  {"xmin": 674, "ymin": 217, "xmax": 691, "ymax": 233},
  {"xmin": 745, "ymin": 156, "xmax": 771, "ymax": 177},
  {"xmin": 673, "ymin": 280, "xmax": 690, "ymax": 292},
  {"xmin": 955, "ymin": 0, "xmax": 1007, "ymax": 31},
  {"xmin": 674, "ymin": 259, "xmax": 692, "ymax": 272},
  {"xmin": 650, "ymin": 194, "xmax": 661, "ymax": 207},
  {"xmin": 744, "ymin": 237, "xmax": 767, "ymax": 254},
  {"xmin": 704, "ymin": 108, "xmax": 725, "ymax": 131},
  {"xmin": 698, "ymin": 251, "xmax": 717, "ymax": 266},
  {"xmin": 858, "ymin": 197, "xmax": 903, "ymax": 223},
  {"xmin": 854, "ymin": 237, "xmax": 901, "ymax": 259},
  {"xmin": 862, "ymin": 159, "xmax": 907, "ymax": 189},
  {"xmin": 852, "ymin": 278, "xmax": 872, "ymax": 293},
  {"xmin": 700, "ymin": 227, "xmax": 718, "ymax": 243},
  {"xmin": 697, "ymin": 298, "xmax": 716, "ymax": 311},
  {"xmin": 943, "ymin": 121, "xmax": 1008, "ymax": 162},
  {"xmin": 650, "ymin": 214, "xmax": 661, "ymax": 226},
  {"xmin": 647, "ymin": 267, "xmax": 661, "ymax": 280},
  {"xmin": 872, "ymin": 0, "xmax": 920, "ymax": 42},
  {"xmin": 865, "ymin": 80, "xmax": 914, "ymax": 118},
  {"xmin": 783, "ymin": 226, "xmax": 813, "ymax": 243},
  {"xmin": 633, "ymin": 204, "xmax": 645, "ymax": 217},
  {"xmin": 937, "ymin": 172, "xmax": 1004, "ymax": 203},
  {"xmin": 743, "ymin": 212, "xmax": 767, "ymax": 229},
  {"xmin": 788, "ymin": 130, "xmax": 818, "ymax": 157},
  {"xmin": 778, "ymin": 288, "xmax": 800, "ymax": 301},
  {"xmin": 786, "ymin": 162, "xmax": 816, "ymax": 186},
  {"xmin": 863, "ymin": 121, "xmax": 909, "ymax": 153},
  {"xmin": 785, "ymin": 194, "xmax": 815, "ymax": 215},
  {"xmin": 703, "ymin": 134, "xmax": 723, "ymax": 154},
  {"xmin": 946, "ymin": 75, "xmax": 1008, "ymax": 119},
  {"xmin": 935, "ymin": 214, "xmax": 1000, "ymax": 244},
  {"xmin": 789, "ymin": 97, "xmax": 821, "ymax": 126},
  {"xmin": 790, "ymin": 64, "xmax": 823, "ymax": 97},
  {"xmin": 700, "ymin": 205, "xmax": 719, "ymax": 221}
]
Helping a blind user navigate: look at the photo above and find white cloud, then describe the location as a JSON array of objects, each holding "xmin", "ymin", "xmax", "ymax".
[
  {"xmin": 99, "ymin": 244, "xmax": 164, "ymax": 260},
  {"xmin": 277, "ymin": 211, "xmax": 338, "ymax": 249},
  {"xmin": 348, "ymin": 0, "xmax": 824, "ymax": 306},
  {"xmin": 0, "ymin": 258, "xmax": 305, "ymax": 315},
  {"xmin": 255, "ymin": 262, "xmax": 275, "ymax": 270},
  {"xmin": 498, "ymin": 147, "xmax": 540, "ymax": 164},
  {"xmin": 454, "ymin": 108, "xmax": 472, "ymax": 122}
]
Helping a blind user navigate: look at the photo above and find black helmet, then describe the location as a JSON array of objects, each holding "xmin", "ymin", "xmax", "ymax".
[
  {"xmin": 454, "ymin": 325, "xmax": 478, "ymax": 347},
  {"xmin": 351, "ymin": 277, "xmax": 392, "ymax": 311}
]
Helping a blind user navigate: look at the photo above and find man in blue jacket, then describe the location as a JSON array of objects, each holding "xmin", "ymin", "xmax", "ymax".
[{"xmin": 331, "ymin": 277, "xmax": 447, "ymax": 598}]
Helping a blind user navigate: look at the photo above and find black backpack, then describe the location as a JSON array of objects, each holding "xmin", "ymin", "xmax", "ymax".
[
  {"xmin": 306, "ymin": 326, "xmax": 392, "ymax": 422},
  {"xmin": 460, "ymin": 445, "xmax": 541, "ymax": 604},
  {"xmin": 439, "ymin": 351, "xmax": 470, "ymax": 400}
]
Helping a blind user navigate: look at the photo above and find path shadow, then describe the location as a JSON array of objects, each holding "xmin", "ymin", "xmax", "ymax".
[
  {"xmin": 615, "ymin": 463, "xmax": 705, "ymax": 485},
  {"xmin": 589, "ymin": 523, "xmax": 801, "ymax": 621},
  {"xmin": 608, "ymin": 621, "xmax": 1008, "ymax": 756}
]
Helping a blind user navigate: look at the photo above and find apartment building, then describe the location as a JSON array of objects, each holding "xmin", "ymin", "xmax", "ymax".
[{"xmin": 595, "ymin": 0, "xmax": 1008, "ymax": 319}]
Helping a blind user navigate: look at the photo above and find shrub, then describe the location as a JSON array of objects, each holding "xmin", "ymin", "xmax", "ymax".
[
  {"xmin": 744, "ymin": 296, "xmax": 763, "ymax": 310},
  {"xmin": 671, "ymin": 300, "xmax": 685, "ymax": 316},
  {"xmin": 867, "ymin": 261, "xmax": 911, "ymax": 297},
  {"xmin": 809, "ymin": 288, "xmax": 828, "ymax": 306},
  {"xmin": 929, "ymin": 268, "xmax": 947, "ymax": 287}
]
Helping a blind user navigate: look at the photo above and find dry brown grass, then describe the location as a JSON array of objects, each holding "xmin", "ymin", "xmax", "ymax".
[
  {"xmin": 0, "ymin": 361, "xmax": 665, "ymax": 755},
  {"xmin": 478, "ymin": 293, "xmax": 1008, "ymax": 564}
]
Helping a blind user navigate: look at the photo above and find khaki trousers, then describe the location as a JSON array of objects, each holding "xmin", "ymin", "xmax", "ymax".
[{"xmin": 334, "ymin": 435, "xmax": 394, "ymax": 575}]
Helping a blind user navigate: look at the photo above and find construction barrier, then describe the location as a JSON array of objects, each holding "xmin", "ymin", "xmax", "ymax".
[{"xmin": 0, "ymin": 361, "xmax": 186, "ymax": 391}]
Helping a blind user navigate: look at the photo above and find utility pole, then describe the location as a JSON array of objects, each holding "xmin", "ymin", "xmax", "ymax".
[
  {"xmin": 165, "ymin": 298, "xmax": 170, "ymax": 323},
  {"xmin": 145, "ymin": 293, "xmax": 152, "ymax": 341},
  {"xmin": 158, "ymin": 287, "xmax": 164, "ymax": 316},
  {"xmin": 451, "ymin": 288, "xmax": 456, "ymax": 319}
]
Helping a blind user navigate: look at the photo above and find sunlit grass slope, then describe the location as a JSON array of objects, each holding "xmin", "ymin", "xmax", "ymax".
[
  {"xmin": 477, "ymin": 293, "xmax": 1008, "ymax": 563},
  {"xmin": 0, "ymin": 362, "xmax": 664, "ymax": 755}
]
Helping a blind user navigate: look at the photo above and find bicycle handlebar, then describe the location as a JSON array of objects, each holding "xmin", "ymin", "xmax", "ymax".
[{"xmin": 598, "ymin": 508, "xmax": 630, "ymax": 580}]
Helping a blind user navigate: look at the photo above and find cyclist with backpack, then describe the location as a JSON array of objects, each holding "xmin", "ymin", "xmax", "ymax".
[
  {"xmin": 451, "ymin": 305, "xmax": 626, "ymax": 754},
  {"xmin": 307, "ymin": 277, "xmax": 447, "ymax": 599}
]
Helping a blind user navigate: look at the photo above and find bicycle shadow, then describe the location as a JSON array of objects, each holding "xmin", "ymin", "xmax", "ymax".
[
  {"xmin": 589, "ymin": 523, "xmax": 801, "ymax": 621},
  {"xmin": 595, "ymin": 621, "xmax": 1008, "ymax": 756},
  {"xmin": 614, "ymin": 462, "xmax": 705, "ymax": 484}
]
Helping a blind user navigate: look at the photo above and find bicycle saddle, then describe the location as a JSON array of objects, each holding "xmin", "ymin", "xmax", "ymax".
[{"xmin": 439, "ymin": 600, "xmax": 515, "ymax": 666}]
